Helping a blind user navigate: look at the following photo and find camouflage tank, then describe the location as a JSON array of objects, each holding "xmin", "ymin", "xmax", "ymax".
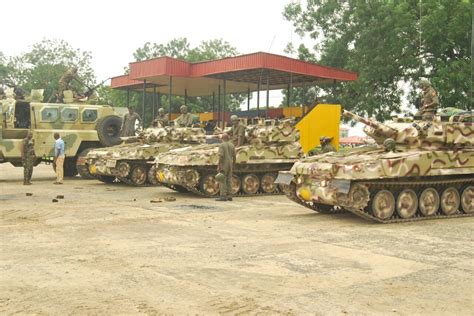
[
  {"xmin": 0, "ymin": 88, "xmax": 126, "ymax": 178},
  {"xmin": 279, "ymin": 110, "xmax": 473, "ymax": 223},
  {"xmin": 155, "ymin": 119, "xmax": 304, "ymax": 196},
  {"xmin": 87, "ymin": 126, "xmax": 206, "ymax": 186}
]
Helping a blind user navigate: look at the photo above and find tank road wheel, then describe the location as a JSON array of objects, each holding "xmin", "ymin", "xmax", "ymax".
[
  {"xmin": 440, "ymin": 187, "xmax": 460, "ymax": 215},
  {"xmin": 147, "ymin": 166, "xmax": 159, "ymax": 185},
  {"xmin": 419, "ymin": 187, "xmax": 440, "ymax": 217},
  {"xmin": 261, "ymin": 173, "xmax": 278, "ymax": 194},
  {"xmin": 396, "ymin": 189, "xmax": 418, "ymax": 219},
  {"xmin": 130, "ymin": 165, "xmax": 147, "ymax": 186},
  {"xmin": 371, "ymin": 190, "xmax": 395, "ymax": 220},
  {"xmin": 199, "ymin": 174, "xmax": 220, "ymax": 196},
  {"xmin": 231, "ymin": 175, "xmax": 241, "ymax": 195},
  {"xmin": 242, "ymin": 174, "xmax": 260, "ymax": 195},
  {"xmin": 116, "ymin": 161, "xmax": 131, "ymax": 178},
  {"xmin": 460, "ymin": 186, "xmax": 474, "ymax": 214}
]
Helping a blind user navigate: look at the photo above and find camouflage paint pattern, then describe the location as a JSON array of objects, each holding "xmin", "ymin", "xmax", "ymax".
[
  {"xmin": 284, "ymin": 110, "xmax": 473, "ymax": 220},
  {"xmin": 0, "ymin": 89, "xmax": 126, "ymax": 169},
  {"xmin": 156, "ymin": 119, "xmax": 304, "ymax": 194},
  {"xmin": 87, "ymin": 127, "xmax": 206, "ymax": 180}
]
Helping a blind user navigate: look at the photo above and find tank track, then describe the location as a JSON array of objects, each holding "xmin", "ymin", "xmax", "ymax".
[
  {"xmin": 345, "ymin": 177, "xmax": 473, "ymax": 223},
  {"xmin": 283, "ymin": 182, "xmax": 345, "ymax": 215}
]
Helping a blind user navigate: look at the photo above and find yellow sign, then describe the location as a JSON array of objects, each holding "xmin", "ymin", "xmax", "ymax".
[{"xmin": 296, "ymin": 104, "xmax": 341, "ymax": 153}]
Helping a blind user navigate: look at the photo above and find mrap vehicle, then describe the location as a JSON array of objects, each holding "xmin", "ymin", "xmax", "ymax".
[{"xmin": 0, "ymin": 88, "xmax": 126, "ymax": 178}]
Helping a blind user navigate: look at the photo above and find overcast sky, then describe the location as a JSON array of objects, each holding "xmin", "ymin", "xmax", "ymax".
[{"xmin": 3, "ymin": 0, "xmax": 296, "ymax": 80}]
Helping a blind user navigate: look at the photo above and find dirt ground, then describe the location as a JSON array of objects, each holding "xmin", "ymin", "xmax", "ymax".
[{"xmin": 1, "ymin": 164, "xmax": 473, "ymax": 315}]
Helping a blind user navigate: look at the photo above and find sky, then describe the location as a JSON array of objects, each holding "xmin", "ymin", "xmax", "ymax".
[{"xmin": 2, "ymin": 0, "xmax": 364, "ymax": 135}]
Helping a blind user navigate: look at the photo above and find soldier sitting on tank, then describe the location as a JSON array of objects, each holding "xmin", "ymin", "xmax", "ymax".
[
  {"xmin": 320, "ymin": 136, "xmax": 336, "ymax": 153},
  {"xmin": 153, "ymin": 108, "xmax": 168, "ymax": 127},
  {"xmin": 57, "ymin": 67, "xmax": 78, "ymax": 102},
  {"xmin": 228, "ymin": 115, "xmax": 246, "ymax": 147},
  {"xmin": 174, "ymin": 105, "xmax": 193, "ymax": 127},
  {"xmin": 418, "ymin": 79, "xmax": 439, "ymax": 121}
]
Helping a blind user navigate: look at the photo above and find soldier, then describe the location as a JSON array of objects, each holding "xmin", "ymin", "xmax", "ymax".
[
  {"xmin": 228, "ymin": 115, "xmax": 246, "ymax": 147},
  {"xmin": 153, "ymin": 108, "xmax": 168, "ymax": 127},
  {"xmin": 174, "ymin": 105, "xmax": 193, "ymax": 127},
  {"xmin": 320, "ymin": 136, "xmax": 336, "ymax": 153},
  {"xmin": 419, "ymin": 79, "xmax": 439, "ymax": 121},
  {"xmin": 215, "ymin": 133, "xmax": 236, "ymax": 202},
  {"xmin": 57, "ymin": 67, "xmax": 78, "ymax": 102},
  {"xmin": 53, "ymin": 132, "xmax": 65, "ymax": 184},
  {"xmin": 21, "ymin": 130, "xmax": 36, "ymax": 185},
  {"xmin": 121, "ymin": 106, "xmax": 142, "ymax": 137}
]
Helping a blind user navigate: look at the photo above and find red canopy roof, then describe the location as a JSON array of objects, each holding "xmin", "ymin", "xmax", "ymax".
[{"xmin": 111, "ymin": 52, "xmax": 357, "ymax": 96}]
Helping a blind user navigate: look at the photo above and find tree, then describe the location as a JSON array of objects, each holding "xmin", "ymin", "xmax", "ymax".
[
  {"xmin": 1, "ymin": 39, "xmax": 96, "ymax": 102},
  {"xmin": 112, "ymin": 38, "xmax": 244, "ymax": 125},
  {"xmin": 283, "ymin": 0, "xmax": 472, "ymax": 120}
]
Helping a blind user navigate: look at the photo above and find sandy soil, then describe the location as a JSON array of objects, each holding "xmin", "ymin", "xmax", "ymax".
[{"xmin": 1, "ymin": 164, "xmax": 473, "ymax": 315}]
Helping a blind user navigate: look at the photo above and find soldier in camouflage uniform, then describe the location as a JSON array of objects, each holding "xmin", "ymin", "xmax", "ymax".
[
  {"xmin": 320, "ymin": 136, "xmax": 336, "ymax": 153},
  {"xmin": 419, "ymin": 79, "xmax": 439, "ymax": 121},
  {"xmin": 228, "ymin": 115, "xmax": 246, "ymax": 147},
  {"xmin": 153, "ymin": 108, "xmax": 169, "ymax": 127},
  {"xmin": 57, "ymin": 67, "xmax": 78, "ymax": 102},
  {"xmin": 215, "ymin": 133, "xmax": 236, "ymax": 201},
  {"xmin": 21, "ymin": 131, "xmax": 36, "ymax": 185},
  {"xmin": 174, "ymin": 105, "xmax": 193, "ymax": 127}
]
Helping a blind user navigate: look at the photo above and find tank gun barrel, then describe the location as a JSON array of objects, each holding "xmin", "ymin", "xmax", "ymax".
[{"xmin": 343, "ymin": 110, "xmax": 397, "ymax": 138}]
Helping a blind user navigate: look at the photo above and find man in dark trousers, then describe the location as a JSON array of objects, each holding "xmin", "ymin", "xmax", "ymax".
[{"xmin": 215, "ymin": 133, "xmax": 236, "ymax": 201}]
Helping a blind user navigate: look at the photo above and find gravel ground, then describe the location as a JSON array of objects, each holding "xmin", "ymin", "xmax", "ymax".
[{"xmin": 1, "ymin": 164, "xmax": 473, "ymax": 314}]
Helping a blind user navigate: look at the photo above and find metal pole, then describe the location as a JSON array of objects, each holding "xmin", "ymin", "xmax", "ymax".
[
  {"xmin": 266, "ymin": 71, "xmax": 270, "ymax": 119},
  {"xmin": 302, "ymin": 81, "xmax": 306, "ymax": 116},
  {"xmin": 247, "ymin": 87, "xmax": 250, "ymax": 112},
  {"xmin": 223, "ymin": 79, "xmax": 227, "ymax": 126},
  {"xmin": 168, "ymin": 76, "xmax": 172, "ymax": 121},
  {"xmin": 286, "ymin": 83, "xmax": 290, "ymax": 107},
  {"xmin": 127, "ymin": 88, "xmax": 130, "ymax": 107},
  {"xmin": 289, "ymin": 73, "xmax": 293, "ymax": 107},
  {"xmin": 217, "ymin": 85, "xmax": 221, "ymax": 127},
  {"xmin": 157, "ymin": 92, "xmax": 161, "ymax": 108},
  {"xmin": 212, "ymin": 91, "xmax": 215, "ymax": 113},
  {"xmin": 184, "ymin": 89, "xmax": 188, "ymax": 106},
  {"xmin": 152, "ymin": 85, "xmax": 156, "ymax": 119},
  {"xmin": 142, "ymin": 80, "xmax": 146, "ymax": 125},
  {"xmin": 257, "ymin": 80, "xmax": 260, "ymax": 117}
]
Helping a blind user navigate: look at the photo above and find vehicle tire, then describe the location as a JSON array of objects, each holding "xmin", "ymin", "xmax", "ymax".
[
  {"xmin": 96, "ymin": 115, "xmax": 122, "ymax": 147},
  {"xmin": 64, "ymin": 158, "xmax": 78, "ymax": 177},
  {"xmin": 76, "ymin": 148, "xmax": 96, "ymax": 179}
]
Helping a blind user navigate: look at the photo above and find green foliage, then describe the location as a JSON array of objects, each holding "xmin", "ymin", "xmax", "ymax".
[
  {"xmin": 1, "ymin": 39, "xmax": 96, "ymax": 102},
  {"xmin": 283, "ymin": 0, "xmax": 472, "ymax": 119}
]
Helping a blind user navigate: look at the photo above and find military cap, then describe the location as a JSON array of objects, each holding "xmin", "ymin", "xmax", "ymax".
[{"xmin": 230, "ymin": 115, "xmax": 239, "ymax": 121}]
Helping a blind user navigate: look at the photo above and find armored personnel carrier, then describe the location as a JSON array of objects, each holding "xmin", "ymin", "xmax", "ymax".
[
  {"xmin": 280, "ymin": 110, "xmax": 473, "ymax": 223},
  {"xmin": 87, "ymin": 126, "xmax": 206, "ymax": 186},
  {"xmin": 0, "ymin": 88, "xmax": 126, "ymax": 177},
  {"xmin": 155, "ymin": 119, "xmax": 304, "ymax": 196}
]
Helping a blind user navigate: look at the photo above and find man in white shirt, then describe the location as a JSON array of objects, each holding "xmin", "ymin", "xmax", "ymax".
[{"xmin": 53, "ymin": 133, "xmax": 65, "ymax": 184}]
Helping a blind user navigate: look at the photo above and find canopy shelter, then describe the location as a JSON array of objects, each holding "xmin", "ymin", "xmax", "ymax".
[{"xmin": 111, "ymin": 52, "xmax": 357, "ymax": 124}]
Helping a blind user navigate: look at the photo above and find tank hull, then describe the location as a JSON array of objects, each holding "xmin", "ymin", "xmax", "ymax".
[
  {"xmin": 156, "ymin": 141, "xmax": 303, "ymax": 197},
  {"xmin": 284, "ymin": 147, "xmax": 474, "ymax": 223}
]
